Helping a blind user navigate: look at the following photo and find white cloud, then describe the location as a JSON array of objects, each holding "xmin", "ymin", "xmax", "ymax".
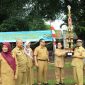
[{"xmin": 45, "ymin": 19, "xmax": 67, "ymax": 30}]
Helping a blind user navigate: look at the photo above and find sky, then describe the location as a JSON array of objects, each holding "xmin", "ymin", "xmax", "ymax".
[{"xmin": 45, "ymin": 19, "xmax": 68, "ymax": 31}]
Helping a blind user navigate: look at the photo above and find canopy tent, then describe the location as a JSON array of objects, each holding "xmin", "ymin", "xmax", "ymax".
[{"xmin": 0, "ymin": 30, "xmax": 63, "ymax": 42}]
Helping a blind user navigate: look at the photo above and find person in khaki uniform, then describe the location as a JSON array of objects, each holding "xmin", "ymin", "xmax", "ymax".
[
  {"xmin": 12, "ymin": 39, "xmax": 27, "ymax": 85},
  {"xmin": 0, "ymin": 42, "xmax": 18, "ymax": 85},
  {"xmin": 34, "ymin": 39, "xmax": 49, "ymax": 85},
  {"xmin": 71, "ymin": 39, "xmax": 85, "ymax": 85},
  {"xmin": 24, "ymin": 41, "xmax": 34, "ymax": 85},
  {"xmin": 54, "ymin": 42, "xmax": 66, "ymax": 85}
]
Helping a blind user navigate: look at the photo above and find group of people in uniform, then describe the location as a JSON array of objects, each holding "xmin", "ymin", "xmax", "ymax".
[
  {"xmin": 0, "ymin": 38, "xmax": 85, "ymax": 85},
  {"xmin": 54, "ymin": 39, "xmax": 85, "ymax": 85},
  {"xmin": 0, "ymin": 39, "xmax": 49, "ymax": 85}
]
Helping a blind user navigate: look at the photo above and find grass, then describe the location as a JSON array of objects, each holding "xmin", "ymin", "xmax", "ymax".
[
  {"xmin": 33, "ymin": 60, "xmax": 85, "ymax": 85},
  {"xmin": 47, "ymin": 62, "xmax": 75, "ymax": 85}
]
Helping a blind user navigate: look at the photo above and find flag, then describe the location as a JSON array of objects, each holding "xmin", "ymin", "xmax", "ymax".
[{"xmin": 50, "ymin": 26, "xmax": 56, "ymax": 50}]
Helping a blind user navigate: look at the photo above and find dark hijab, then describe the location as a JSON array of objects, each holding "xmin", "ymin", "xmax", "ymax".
[{"xmin": 1, "ymin": 42, "xmax": 16, "ymax": 74}]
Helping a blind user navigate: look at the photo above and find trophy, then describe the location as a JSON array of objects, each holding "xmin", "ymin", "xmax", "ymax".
[{"xmin": 65, "ymin": 5, "xmax": 74, "ymax": 57}]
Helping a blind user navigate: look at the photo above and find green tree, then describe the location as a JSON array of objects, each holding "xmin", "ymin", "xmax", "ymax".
[
  {"xmin": 0, "ymin": 17, "xmax": 29, "ymax": 31},
  {"xmin": 64, "ymin": 0, "xmax": 85, "ymax": 40},
  {"xmin": 0, "ymin": 0, "xmax": 85, "ymax": 40}
]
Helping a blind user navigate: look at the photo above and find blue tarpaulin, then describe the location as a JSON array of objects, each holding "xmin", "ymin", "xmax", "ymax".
[{"xmin": 0, "ymin": 30, "xmax": 53, "ymax": 42}]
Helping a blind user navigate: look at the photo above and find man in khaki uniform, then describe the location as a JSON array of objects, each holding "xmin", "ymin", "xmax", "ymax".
[
  {"xmin": 54, "ymin": 42, "xmax": 66, "ymax": 85},
  {"xmin": 34, "ymin": 39, "xmax": 49, "ymax": 85},
  {"xmin": 12, "ymin": 39, "xmax": 27, "ymax": 85},
  {"xmin": 71, "ymin": 39, "xmax": 85, "ymax": 85}
]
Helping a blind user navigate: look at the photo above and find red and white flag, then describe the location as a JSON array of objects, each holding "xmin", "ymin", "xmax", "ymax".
[{"xmin": 50, "ymin": 26, "xmax": 56, "ymax": 50}]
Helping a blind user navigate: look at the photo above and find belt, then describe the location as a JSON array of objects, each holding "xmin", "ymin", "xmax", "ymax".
[{"xmin": 38, "ymin": 59, "xmax": 48, "ymax": 61}]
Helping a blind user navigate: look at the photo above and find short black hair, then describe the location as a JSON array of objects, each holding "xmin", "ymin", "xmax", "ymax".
[
  {"xmin": 57, "ymin": 42, "xmax": 62, "ymax": 44},
  {"xmin": 57, "ymin": 42, "xmax": 64, "ymax": 49},
  {"xmin": 39, "ymin": 39, "xmax": 45, "ymax": 43}
]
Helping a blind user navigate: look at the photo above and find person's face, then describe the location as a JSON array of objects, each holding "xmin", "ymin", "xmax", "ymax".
[
  {"xmin": 26, "ymin": 42, "xmax": 31, "ymax": 48},
  {"xmin": 2, "ymin": 45, "xmax": 8, "ymax": 52},
  {"xmin": 40, "ymin": 40, "xmax": 46, "ymax": 46},
  {"xmin": 16, "ymin": 41, "xmax": 23, "ymax": 48},
  {"xmin": 77, "ymin": 42, "xmax": 82, "ymax": 47},
  {"xmin": 57, "ymin": 43, "xmax": 62, "ymax": 49}
]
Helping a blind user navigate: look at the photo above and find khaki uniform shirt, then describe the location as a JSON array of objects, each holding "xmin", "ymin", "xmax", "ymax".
[
  {"xmin": 0, "ymin": 53, "xmax": 17, "ymax": 85},
  {"xmin": 12, "ymin": 47, "xmax": 27, "ymax": 72},
  {"xmin": 0, "ymin": 53, "xmax": 16, "ymax": 74},
  {"xmin": 55, "ymin": 49, "xmax": 65, "ymax": 68},
  {"xmin": 71, "ymin": 46, "xmax": 85, "ymax": 67},
  {"xmin": 34, "ymin": 46, "xmax": 48, "ymax": 60}
]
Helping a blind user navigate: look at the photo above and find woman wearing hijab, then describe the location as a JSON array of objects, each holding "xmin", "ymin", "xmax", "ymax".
[
  {"xmin": 0, "ymin": 42, "xmax": 18, "ymax": 85},
  {"xmin": 24, "ymin": 41, "xmax": 34, "ymax": 85}
]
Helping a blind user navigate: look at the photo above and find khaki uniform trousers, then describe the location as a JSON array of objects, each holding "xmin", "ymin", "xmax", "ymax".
[
  {"xmin": 27, "ymin": 67, "xmax": 34, "ymax": 85},
  {"xmin": 16, "ymin": 71, "xmax": 27, "ymax": 85},
  {"xmin": 26, "ymin": 57, "xmax": 34, "ymax": 85},
  {"xmin": 73, "ymin": 66, "xmax": 83, "ymax": 85},
  {"xmin": 55, "ymin": 67, "xmax": 64, "ymax": 83},
  {"xmin": 37, "ymin": 60, "xmax": 48, "ymax": 83}
]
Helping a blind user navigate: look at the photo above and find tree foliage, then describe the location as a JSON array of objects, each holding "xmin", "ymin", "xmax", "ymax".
[{"xmin": 0, "ymin": 0, "xmax": 85, "ymax": 40}]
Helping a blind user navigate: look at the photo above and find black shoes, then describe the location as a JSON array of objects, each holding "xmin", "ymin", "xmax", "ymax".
[
  {"xmin": 55, "ymin": 83, "xmax": 65, "ymax": 85},
  {"xmin": 55, "ymin": 84, "xmax": 59, "ymax": 85},
  {"xmin": 59, "ymin": 83, "xmax": 65, "ymax": 85},
  {"xmin": 44, "ymin": 83, "xmax": 49, "ymax": 85}
]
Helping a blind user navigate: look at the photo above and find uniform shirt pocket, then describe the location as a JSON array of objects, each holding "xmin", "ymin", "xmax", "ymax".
[{"xmin": 16, "ymin": 51, "xmax": 22, "ymax": 56}]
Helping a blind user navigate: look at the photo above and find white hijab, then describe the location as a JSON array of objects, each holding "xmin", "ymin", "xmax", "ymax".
[{"xmin": 24, "ymin": 41, "xmax": 33, "ymax": 59}]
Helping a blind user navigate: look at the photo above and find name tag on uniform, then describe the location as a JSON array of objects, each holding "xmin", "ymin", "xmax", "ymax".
[
  {"xmin": 66, "ymin": 52, "xmax": 73, "ymax": 57},
  {"xmin": 68, "ymin": 52, "xmax": 72, "ymax": 55}
]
